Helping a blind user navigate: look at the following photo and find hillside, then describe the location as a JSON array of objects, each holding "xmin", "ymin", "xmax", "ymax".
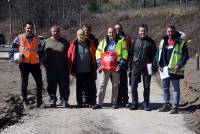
[{"xmin": 0, "ymin": 3, "xmax": 200, "ymax": 133}]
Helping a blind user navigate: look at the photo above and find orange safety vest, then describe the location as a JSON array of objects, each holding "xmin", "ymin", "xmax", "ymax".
[{"xmin": 18, "ymin": 34, "xmax": 39, "ymax": 64}]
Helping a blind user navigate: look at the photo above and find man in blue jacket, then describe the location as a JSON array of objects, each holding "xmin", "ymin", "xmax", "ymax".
[{"xmin": 158, "ymin": 26, "xmax": 189, "ymax": 114}]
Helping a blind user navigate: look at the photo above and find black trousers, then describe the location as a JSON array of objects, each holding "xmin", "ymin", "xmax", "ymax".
[
  {"xmin": 76, "ymin": 72, "xmax": 97, "ymax": 106},
  {"xmin": 131, "ymin": 68, "xmax": 151, "ymax": 106},
  {"xmin": 46, "ymin": 69, "xmax": 70, "ymax": 102},
  {"xmin": 117, "ymin": 69, "xmax": 129, "ymax": 105},
  {"xmin": 19, "ymin": 63, "xmax": 43, "ymax": 104}
]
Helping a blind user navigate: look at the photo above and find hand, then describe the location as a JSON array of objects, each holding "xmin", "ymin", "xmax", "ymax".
[
  {"xmin": 98, "ymin": 67, "xmax": 102, "ymax": 73},
  {"xmin": 158, "ymin": 67, "xmax": 163, "ymax": 72},
  {"xmin": 173, "ymin": 65, "xmax": 179, "ymax": 74},
  {"xmin": 115, "ymin": 66, "xmax": 119, "ymax": 72}
]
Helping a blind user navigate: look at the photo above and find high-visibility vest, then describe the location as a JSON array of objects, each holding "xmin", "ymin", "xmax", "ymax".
[
  {"xmin": 96, "ymin": 38, "xmax": 128, "ymax": 62},
  {"xmin": 18, "ymin": 34, "xmax": 39, "ymax": 64},
  {"xmin": 158, "ymin": 39, "xmax": 186, "ymax": 76}
]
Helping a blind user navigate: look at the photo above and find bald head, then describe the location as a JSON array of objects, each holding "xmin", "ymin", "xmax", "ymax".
[
  {"xmin": 77, "ymin": 29, "xmax": 86, "ymax": 43},
  {"xmin": 107, "ymin": 27, "xmax": 116, "ymax": 40}
]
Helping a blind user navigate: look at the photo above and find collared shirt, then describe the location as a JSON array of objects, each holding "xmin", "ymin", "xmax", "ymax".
[{"xmin": 107, "ymin": 40, "xmax": 116, "ymax": 52}]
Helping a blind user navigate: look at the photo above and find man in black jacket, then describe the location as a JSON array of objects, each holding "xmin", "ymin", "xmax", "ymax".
[{"xmin": 128, "ymin": 24, "xmax": 157, "ymax": 111}]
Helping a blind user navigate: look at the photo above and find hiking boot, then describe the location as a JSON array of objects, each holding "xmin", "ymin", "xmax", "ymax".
[
  {"xmin": 92, "ymin": 104, "xmax": 102, "ymax": 109},
  {"xmin": 49, "ymin": 99, "xmax": 56, "ymax": 108},
  {"xmin": 143, "ymin": 102, "xmax": 151, "ymax": 111},
  {"xmin": 170, "ymin": 108, "xmax": 179, "ymax": 114},
  {"xmin": 112, "ymin": 104, "xmax": 118, "ymax": 109},
  {"xmin": 158, "ymin": 104, "xmax": 170, "ymax": 112}
]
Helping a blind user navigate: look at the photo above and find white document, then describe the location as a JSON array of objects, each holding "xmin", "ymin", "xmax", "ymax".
[
  {"xmin": 14, "ymin": 53, "xmax": 22, "ymax": 63},
  {"xmin": 159, "ymin": 66, "xmax": 170, "ymax": 79},
  {"xmin": 147, "ymin": 63, "xmax": 152, "ymax": 75}
]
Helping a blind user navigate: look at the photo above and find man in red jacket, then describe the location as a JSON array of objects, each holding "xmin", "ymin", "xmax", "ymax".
[{"xmin": 68, "ymin": 29, "xmax": 97, "ymax": 108}]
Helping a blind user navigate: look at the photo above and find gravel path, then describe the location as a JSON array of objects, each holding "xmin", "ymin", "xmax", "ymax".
[{"xmin": 1, "ymin": 73, "xmax": 195, "ymax": 134}]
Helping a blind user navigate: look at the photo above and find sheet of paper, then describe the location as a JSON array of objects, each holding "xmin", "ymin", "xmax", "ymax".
[
  {"xmin": 147, "ymin": 63, "xmax": 152, "ymax": 75},
  {"xmin": 159, "ymin": 66, "xmax": 170, "ymax": 79}
]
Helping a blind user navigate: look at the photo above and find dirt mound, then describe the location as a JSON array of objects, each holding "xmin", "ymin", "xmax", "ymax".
[{"xmin": 0, "ymin": 95, "xmax": 23, "ymax": 129}]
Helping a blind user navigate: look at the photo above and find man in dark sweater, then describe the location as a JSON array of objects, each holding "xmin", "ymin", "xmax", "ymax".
[{"xmin": 43, "ymin": 25, "xmax": 70, "ymax": 108}]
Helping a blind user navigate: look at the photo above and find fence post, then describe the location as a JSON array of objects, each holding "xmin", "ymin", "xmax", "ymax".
[{"xmin": 196, "ymin": 52, "xmax": 199, "ymax": 70}]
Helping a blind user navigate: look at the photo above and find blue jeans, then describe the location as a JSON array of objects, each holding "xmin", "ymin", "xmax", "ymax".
[{"xmin": 161, "ymin": 78, "xmax": 180, "ymax": 108}]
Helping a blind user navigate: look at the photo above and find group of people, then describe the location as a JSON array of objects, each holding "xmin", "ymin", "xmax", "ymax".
[{"xmin": 8, "ymin": 21, "xmax": 189, "ymax": 114}]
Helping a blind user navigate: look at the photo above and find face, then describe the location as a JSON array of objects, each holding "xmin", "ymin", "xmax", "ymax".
[
  {"xmin": 77, "ymin": 29, "xmax": 86, "ymax": 43},
  {"xmin": 24, "ymin": 24, "xmax": 33, "ymax": 36},
  {"xmin": 166, "ymin": 27, "xmax": 175, "ymax": 39},
  {"xmin": 114, "ymin": 24, "xmax": 122, "ymax": 35},
  {"xmin": 107, "ymin": 28, "xmax": 116, "ymax": 40},
  {"xmin": 51, "ymin": 28, "xmax": 60, "ymax": 40},
  {"xmin": 83, "ymin": 27, "xmax": 90, "ymax": 37},
  {"xmin": 138, "ymin": 27, "xmax": 147, "ymax": 38}
]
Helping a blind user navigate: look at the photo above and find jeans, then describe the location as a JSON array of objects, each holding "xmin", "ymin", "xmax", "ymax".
[{"xmin": 161, "ymin": 78, "xmax": 180, "ymax": 108}]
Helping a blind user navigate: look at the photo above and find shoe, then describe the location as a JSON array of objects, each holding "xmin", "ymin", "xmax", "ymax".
[
  {"xmin": 23, "ymin": 100, "xmax": 29, "ymax": 106},
  {"xmin": 82, "ymin": 104, "xmax": 90, "ymax": 108},
  {"xmin": 49, "ymin": 99, "xmax": 56, "ymax": 108},
  {"xmin": 143, "ymin": 102, "xmax": 151, "ymax": 111},
  {"xmin": 60, "ymin": 100, "xmax": 70, "ymax": 108},
  {"xmin": 36, "ymin": 103, "xmax": 46, "ymax": 108},
  {"xmin": 129, "ymin": 104, "xmax": 138, "ymax": 110},
  {"xmin": 92, "ymin": 104, "xmax": 102, "ymax": 109},
  {"xmin": 77, "ymin": 104, "xmax": 83, "ymax": 108},
  {"xmin": 125, "ymin": 103, "xmax": 131, "ymax": 108},
  {"xmin": 112, "ymin": 104, "xmax": 118, "ymax": 109},
  {"xmin": 37, "ymin": 100, "xmax": 43, "ymax": 107},
  {"xmin": 158, "ymin": 104, "xmax": 171, "ymax": 112},
  {"xmin": 170, "ymin": 108, "xmax": 178, "ymax": 114}
]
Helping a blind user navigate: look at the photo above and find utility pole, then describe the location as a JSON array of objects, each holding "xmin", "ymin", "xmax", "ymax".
[{"xmin": 8, "ymin": 0, "xmax": 12, "ymax": 46}]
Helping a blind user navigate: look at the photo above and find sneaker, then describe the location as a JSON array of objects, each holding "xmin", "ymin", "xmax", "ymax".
[
  {"xmin": 49, "ymin": 99, "xmax": 56, "ymax": 108},
  {"xmin": 60, "ymin": 100, "xmax": 70, "ymax": 108},
  {"xmin": 170, "ymin": 108, "xmax": 178, "ymax": 114},
  {"xmin": 143, "ymin": 102, "xmax": 151, "ymax": 111},
  {"xmin": 158, "ymin": 104, "xmax": 171, "ymax": 112},
  {"xmin": 112, "ymin": 104, "xmax": 118, "ymax": 109},
  {"xmin": 92, "ymin": 104, "xmax": 102, "ymax": 109},
  {"xmin": 129, "ymin": 104, "xmax": 138, "ymax": 110}
]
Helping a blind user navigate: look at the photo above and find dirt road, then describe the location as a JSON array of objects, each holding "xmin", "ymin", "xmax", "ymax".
[{"xmin": 1, "ymin": 72, "xmax": 195, "ymax": 134}]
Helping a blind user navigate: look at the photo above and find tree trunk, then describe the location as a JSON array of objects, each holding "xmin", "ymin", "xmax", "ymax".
[
  {"xmin": 48, "ymin": 0, "xmax": 55, "ymax": 26},
  {"xmin": 143, "ymin": 0, "xmax": 146, "ymax": 8},
  {"xmin": 153, "ymin": 0, "xmax": 156, "ymax": 6}
]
